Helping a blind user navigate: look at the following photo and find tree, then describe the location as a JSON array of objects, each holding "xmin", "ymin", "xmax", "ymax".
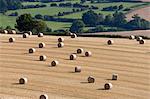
[
  {"xmin": 104, "ymin": 14, "xmax": 113, "ymax": 25},
  {"xmin": 0, "ymin": 0, "xmax": 8, "ymax": 12},
  {"xmin": 82, "ymin": 10, "xmax": 101, "ymax": 26},
  {"xmin": 35, "ymin": 14, "xmax": 43, "ymax": 19},
  {"xmin": 94, "ymin": 25, "xmax": 106, "ymax": 32},
  {"xmin": 32, "ymin": 20, "xmax": 47, "ymax": 33},
  {"xmin": 118, "ymin": 5, "xmax": 123, "ymax": 10},
  {"xmin": 112, "ymin": 11, "xmax": 127, "ymax": 27},
  {"xmin": 6, "ymin": 26, "xmax": 12, "ymax": 30},
  {"xmin": 16, "ymin": 14, "xmax": 34, "ymax": 31},
  {"xmin": 127, "ymin": 14, "xmax": 150, "ymax": 30},
  {"xmin": 81, "ymin": 0, "xmax": 86, "ymax": 3},
  {"xmin": 16, "ymin": 14, "xmax": 47, "ymax": 32},
  {"xmin": 90, "ymin": 0, "xmax": 95, "ymax": 3},
  {"xmin": 70, "ymin": 20, "xmax": 85, "ymax": 33}
]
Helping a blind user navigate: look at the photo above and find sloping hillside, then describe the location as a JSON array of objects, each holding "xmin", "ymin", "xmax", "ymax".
[
  {"xmin": 126, "ymin": 6, "xmax": 150, "ymax": 21},
  {"xmin": 0, "ymin": 34, "xmax": 150, "ymax": 99}
]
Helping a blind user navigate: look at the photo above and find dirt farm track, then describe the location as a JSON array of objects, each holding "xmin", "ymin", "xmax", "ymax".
[{"xmin": 0, "ymin": 34, "xmax": 150, "ymax": 99}]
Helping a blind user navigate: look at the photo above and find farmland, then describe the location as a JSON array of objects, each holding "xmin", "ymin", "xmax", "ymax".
[
  {"xmin": 0, "ymin": 1, "xmax": 149, "ymax": 31},
  {"xmin": 126, "ymin": 6, "xmax": 150, "ymax": 21},
  {"xmin": 0, "ymin": 34, "xmax": 150, "ymax": 99}
]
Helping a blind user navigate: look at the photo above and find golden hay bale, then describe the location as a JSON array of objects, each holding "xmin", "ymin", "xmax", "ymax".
[
  {"xmin": 75, "ymin": 66, "xmax": 81, "ymax": 72},
  {"xmin": 104, "ymin": 83, "xmax": 113, "ymax": 90},
  {"xmin": 9, "ymin": 37, "xmax": 15, "ymax": 43},
  {"xmin": 57, "ymin": 42, "xmax": 64, "ymax": 48},
  {"xmin": 85, "ymin": 51, "xmax": 92, "ymax": 57},
  {"xmin": 77, "ymin": 48, "xmax": 84, "ymax": 54},
  {"xmin": 28, "ymin": 31, "xmax": 32, "ymax": 35},
  {"xmin": 39, "ymin": 42, "xmax": 46, "ymax": 48},
  {"xmin": 3, "ymin": 30, "xmax": 8, "ymax": 34},
  {"xmin": 71, "ymin": 33, "xmax": 77, "ymax": 38},
  {"xmin": 69, "ymin": 32, "xmax": 73, "ymax": 36},
  {"xmin": 11, "ymin": 30, "xmax": 16, "ymax": 34},
  {"xmin": 39, "ymin": 94, "xmax": 48, "ymax": 99},
  {"xmin": 23, "ymin": 33, "xmax": 29, "ymax": 38},
  {"xmin": 29, "ymin": 48, "xmax": 36, "ymax": 53},
  {"xmin": 51, "ymin": 60, "xmax": 59, "ymax": 66},
  {"xmin": 38, "ymin": 33, "xmax": 44, "ymax": 37},
  {"xmin": 87, "ymin": 76, "xmax": 95, "ymax": 83},
  {"xmin": 58, "ymin": 37, "xmax": 64, "ymax": 42},
  {"xmin": 129, "ymin": 35, "xmax": 135, "ymax": 40},
  {"xmin": 19, "ymin": 77, "xmax": 28, "ymax": 84},
  {"xmin": 139, "ymin": 39, "xmax": 145, "ymax": 44},
  {"xmin": 40, "ymin": 55, "xmax": 47, "ymax": 61},
  {"xmin": 136, "ymin": 36, "xmax": 143, "ymax": 41},
  {"xmin": 70, "ymin": 54, "xmax": 77, "ymax": 60},
  {"xmin": 107, "ymin": 40, "xmax": 114, "ymax": 45},
  {"xmin": 112, "ymin": 74, "xmax": 118, "ymax": 80}
]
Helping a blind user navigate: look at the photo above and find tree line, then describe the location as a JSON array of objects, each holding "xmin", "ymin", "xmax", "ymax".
[{"xmin": 70, "ymin": 10, "xmax": 150, "ymax": 33}]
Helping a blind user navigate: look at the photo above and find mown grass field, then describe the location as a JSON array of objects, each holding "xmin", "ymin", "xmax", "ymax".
[
  {"xmin": 0, "ymin": 14, "xmax": 72, "ymax": 30},
  {"xmin": 0, "ymin": 34, "xmax": 150, "ymax": 99},
  {"xmin": 0, "ymin": 1, "xmax": 148, "ymax": 30},
  {"xmin": 6, "ymin": 7, "xmax": 75, "ymax": 16}
]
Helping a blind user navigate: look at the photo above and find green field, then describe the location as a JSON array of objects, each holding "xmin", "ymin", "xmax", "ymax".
[
  {"xmin": 0, "ymin": 14, "xmax": 16, "ymax": 28},
  {"xmin": 60, "ymin": 2, "xmax": 145, "ymax": 19},
  {"xmin": 0, "ymin": 14, "xmax": 71, "ymax": 30},
  {"xmin": 6, "ymin": 7, "xmax": 75, "ymax": 16},
  {"xmin": 0, "ymin": 1, "xmax": 147, "ymax": 31}
]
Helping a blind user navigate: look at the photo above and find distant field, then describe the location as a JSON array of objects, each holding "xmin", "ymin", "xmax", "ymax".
[
  {"xmin": 0, "ymin": 1, "xmax": 149, "ymax": 31},
  {"xmin": 0, "ymin": 14, "xmax": 71, "ymax": 30},
  {"xmin": 45, "ymin": 21, "xmax": 72, "ymax": 30},
  {"xmin": 61, "ymin": 2, "xmax": 145, "ymax": 19},
  {"xmin": 6, "ymin": 7, "xmax": 75, "ymax": 16},
  {"xmin": 81, "ymin": 30, "xmax": 150, "ymax": 38},
  {"xmin": 126, "ymin": 6, "xmax": 150, "ymax": 21},
  {"xmin": 0, "ymin": 14, "xmax": 16, "ymax": 28},
  {"xmin": 84, "ymin": 2, "xmax": 144, "ymax": 9}
]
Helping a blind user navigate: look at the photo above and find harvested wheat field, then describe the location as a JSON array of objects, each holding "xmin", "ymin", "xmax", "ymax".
[
  {"xmin": 81, "ymin": 30, "xmax": 150, "ymax": 38},
  {"xmin": 126, "ymin": 6, "xmax": 150, "ymax": 21},
  {"xmin": 0, "ymin": 34, "xmax": 150, "ymax": 99}
]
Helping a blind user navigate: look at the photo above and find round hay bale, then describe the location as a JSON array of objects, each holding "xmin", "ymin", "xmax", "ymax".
[
  {"xmin": 104, "ymin": 83, "xmax": 113, "ymax": 90},
  {"xmin": 9, "ymin": 37, "xmax": 15, "ymax": 43},
  {"xmin": 129, "ymin": 35, "xmax": 135, "ymax": 40},
  {"xmin": 19, "ymin": 77, "xmax": 28, "ymax": 84},
  {"xmin": 11, "ymin": 30, "xmax": 16, "ymax": 34},
  {"xmin": 58, "ymin": 37, "xmax": 64, "ymax": 42},
  {"xmin": 51, "ymin": 60, "xmax": 59, "ymax": 66},
  {"xmin": 40, "ymin": 55, "xmax": 47, "ymax": 61},
  {"xmin": 75, "ymin": 66, "xmax": 81, "ymax": 73},
  {"xmin": 107, "ymin": 40, "xmax": 114, "ymax": 45},
  {"xmin": 38, "ymin": 33, "xmax": 44, "ymax": 37},
  {"xmin": 71, "ymin": 33, "xmax": 77, "ymax": 38},
  {"xmin": 23, "ymin": 33, "xmax": 29, "ymax": 38},
  {"xmin": 69, "ymin": 32, "xmax": 73, "ymax": 36},
  {"xmin": 29, "ymin": 48, "xmax": 36, "ymax": 53},
  {"xmin": 136, "ymin": 36, "xmax": 143, "ymax": 41},
  {"xmin": 39, "ymin": 94, "xmax": 48, "ymax": 99},
  {"xmin": 77, "ymin": 48, "xmax": 84, "ymax": 54},
  {"xmin": 85, "ymin": 51, "xmax": 92, "ymax": 57},
  {"xmin": 39, "ymin": 42, "xmax": 46, "ymax": 48},
  {"xmin": 112, "ymin": 74, "xmax": 118, "ymax": 80},
  {"xmin": 87, "ymin": 76, "xmax": 95, "ymax": 83},
  {"xmin": 70, "ymin": 54, "xmax": 77, "ymax": 60},
  {"xmin": 139, "ymin": 39, "xmax": 145, "ymax": 44},
  {"xmin": 28, "ymin": 31, "xmax": 32, "ymax": 35},
  {"xmin": 3, "ymin": 30, "xmax": 8, "ymax": 34},
  {"xmin": 57, "ymin": 42, "xmax": 64, "ymax": 48}
]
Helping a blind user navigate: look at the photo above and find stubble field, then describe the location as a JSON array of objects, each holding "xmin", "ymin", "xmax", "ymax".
[{"xmin": 0, "ymin": 34, "xmax": 150, "ymax": 99}]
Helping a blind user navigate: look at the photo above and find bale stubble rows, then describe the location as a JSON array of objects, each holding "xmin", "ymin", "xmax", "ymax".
[{"xmin": 0, "ymin": 34, "xmax": 149, "ymax": 99}]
